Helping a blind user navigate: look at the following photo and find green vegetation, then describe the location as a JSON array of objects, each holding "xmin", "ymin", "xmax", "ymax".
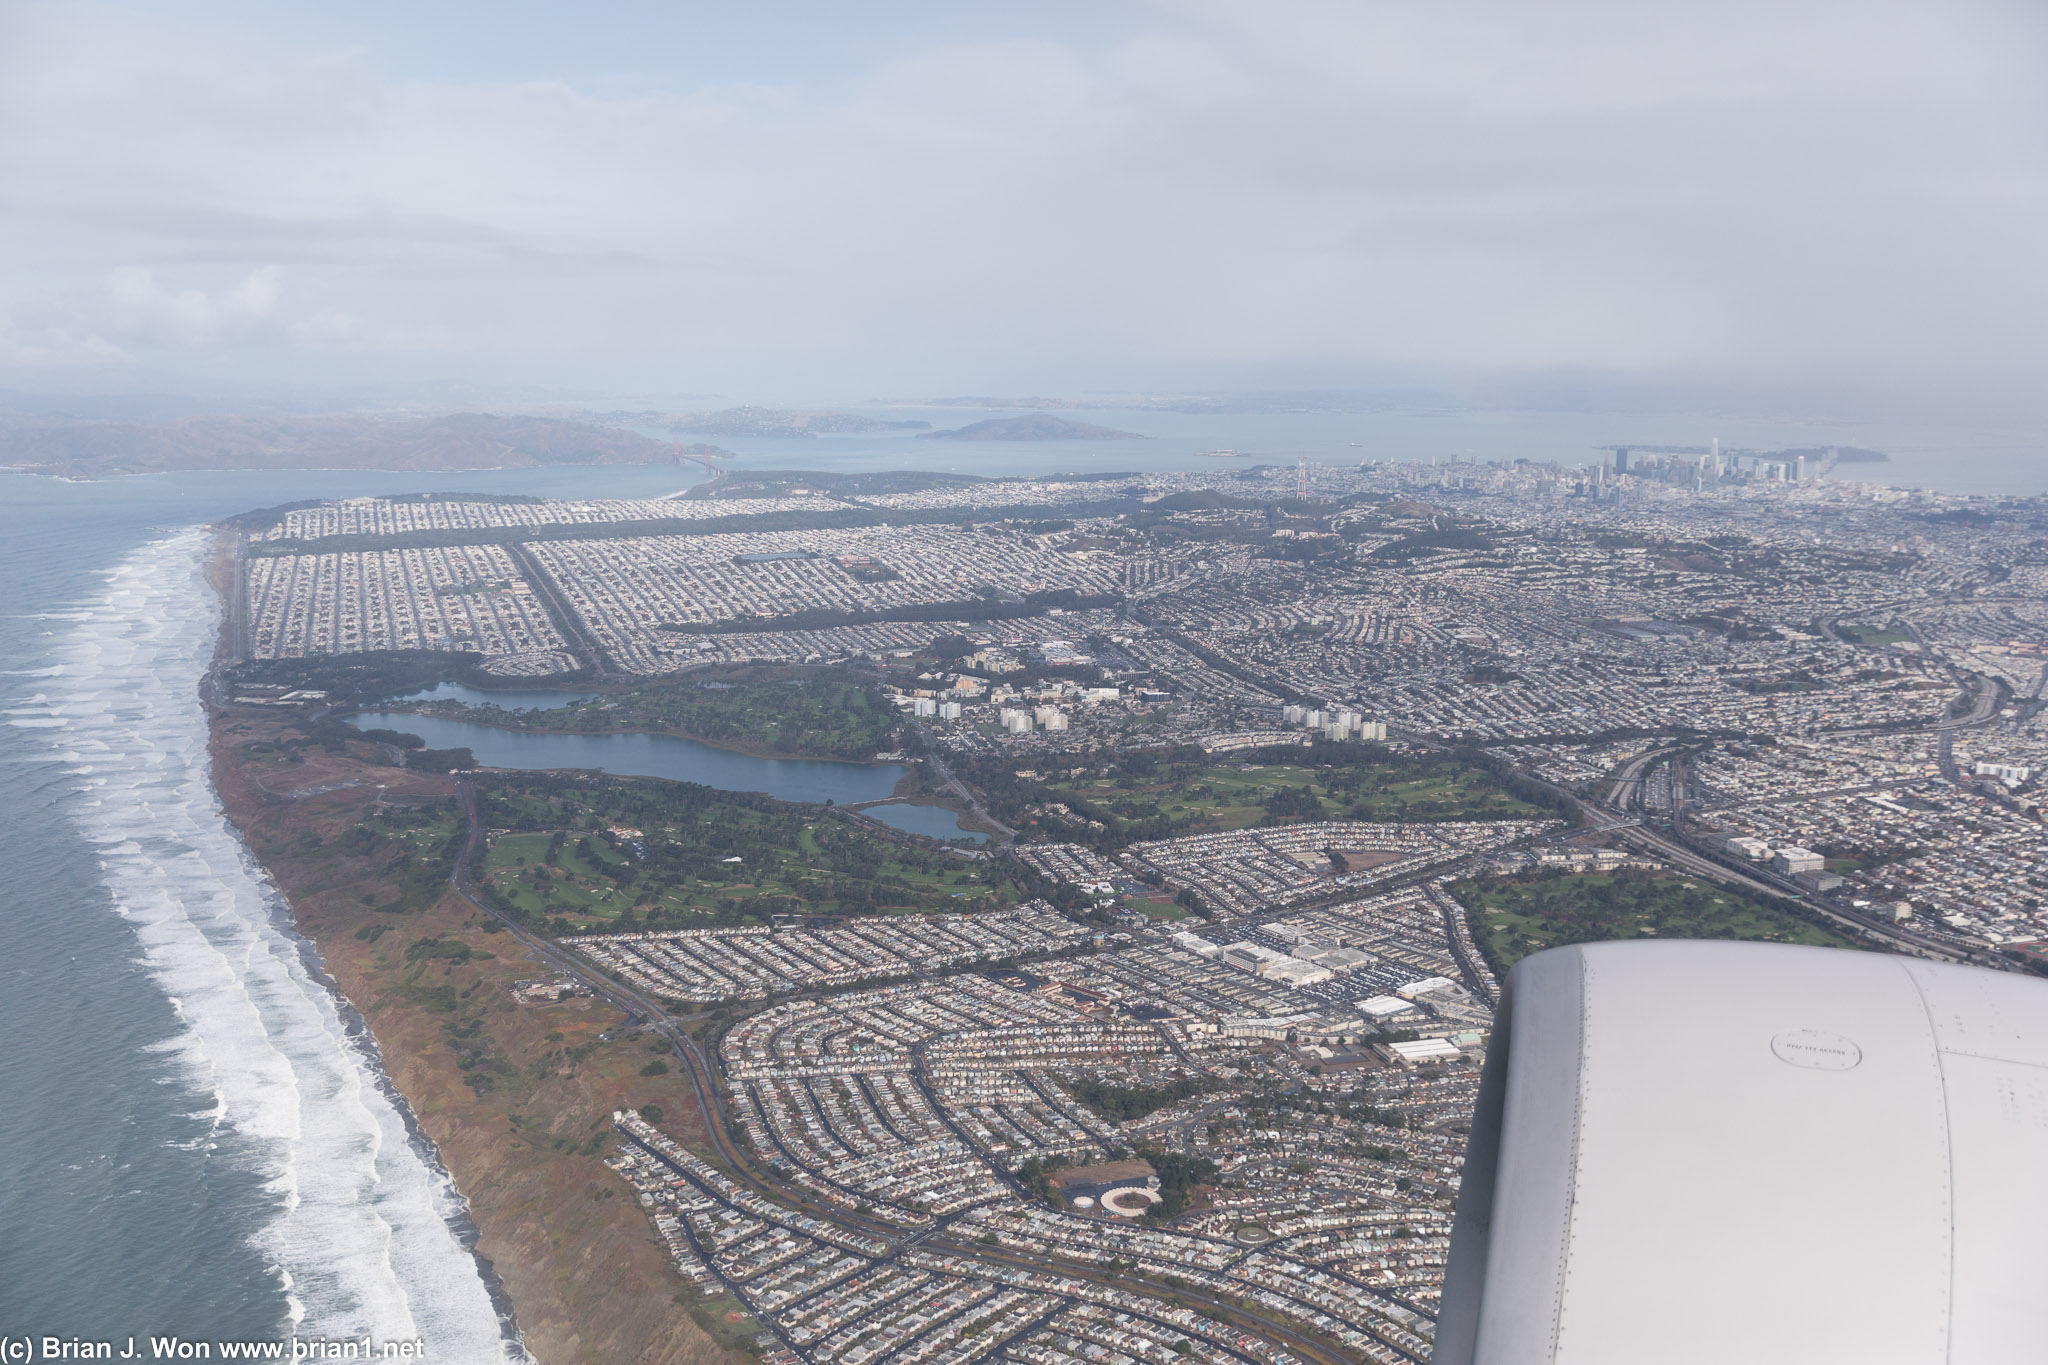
[
  {"xmin": 682, "ymin": 1294, "xmax": 761, "ymax": 1358},
  {"xmin": 1838, "ymin": 624, "xmax": 1912, "ymax": 647},
  {"xmin": 1234, "ymin": 1092, "xmax": 1409, "ymax": 1135},
  {"xmin": 232, "ymin": 649, "xmax": 501, "ymax": 705},
  {"xmin": 1370, "ymin": 526, "xmax": 1495, "ymax": 560},
  {"xmin": 1134, "ymin": 900, "xmax": 1189, "ymax": 921},
  {"xmin": 405, "ymin": 936, "xmax": 490, "ymax": 965},
  {"xmin": 333, "ymin": 807, "xmax": 466, "ymax": 913},
  {"xmin": 438, "ymin": 1009, "xmax": 514, "ymax": 1095},
  {"xmin": 1726, "ymin": 673, "xmax": 1822, "ymax": 694},
  {"xmin": 1146, "ymin": 489, "xmax": 1341, "ymax": 516},
  {"xmin": 1024, "ymin": 1145, "xmax": 1219, "ymax": 1224},
  {"xmin": 1456, "ymin": 869, "xmax": 1859, "ymax": 974},
  {"xmin": 425, "ymin": 670, "xmax": 900, "ymax": 760},
  {"xmin": 471, "ymin": 772, "xmax": 1019, "ymax": 932},
  {"xmin": 970, "ymin": 744, "xmax": 1549, "ymax": 852},
  {"xmin": 1138, "ymin": 1150, "xmax": 1219, "ymax": 1219},
  {"xmin": 1015, "ymin": 1155, "xmax": 1067, "ymax": 1202},
  {"xmin": 1066, "ymin": 1075, "xmax": 1224, "ymax": 1123}
]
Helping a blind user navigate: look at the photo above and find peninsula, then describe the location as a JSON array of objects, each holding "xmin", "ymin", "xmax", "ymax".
[{"xmin": 204, "ymin": 453, "xmax": 2047, "ymax": 1365}]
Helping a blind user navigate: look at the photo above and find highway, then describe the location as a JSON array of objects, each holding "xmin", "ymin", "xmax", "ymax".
[
  {"xmin": 926, "ymin": 749, "xmax": 1016, "ymax": 839},
  {"xmin": 1426, "ymin": 883, "xmax": 1497, "ymax": 1006},
  {"xmin": 1472, "ymin": 626, "xmax": 2011, "ymax": 969},
  {"xmin": 505, "ymin": 540, "xmax": 614, "ymax": 676},
  {"xmin": 1596, "ymin": 750, "xmax": 1975, "ymax": 963}
]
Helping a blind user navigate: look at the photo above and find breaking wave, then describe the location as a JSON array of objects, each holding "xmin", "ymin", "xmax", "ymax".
[{"xmin": 39, "ymin": 528, "xmax": 524, "ymax": 1361}]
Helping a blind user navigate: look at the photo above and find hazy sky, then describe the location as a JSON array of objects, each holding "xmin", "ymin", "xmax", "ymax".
[{"xmin": 1, "ymin": 1, "xmax": 2042, "ymax": 414}]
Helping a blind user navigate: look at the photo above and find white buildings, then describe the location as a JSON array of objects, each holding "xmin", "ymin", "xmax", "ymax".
[
  {"xmin": 1283, "ymin": 705, "xmax": 1386, "ymax": 740},
  {"xmin": 1263, "ymin": 958, "xmax": 1336, "ymax": 987},
  {"xmin": 1771, "ymin": 846, "xmax": 1825, "ymax": 875},
  {"xmin": 1298, "ymin": 943, "xmax": 1378, "ymax": 973},
  {"xmin": 1975, "ymin": 761, "xmax": 2033, "ymax": 787},
  {"xmin": 1207, "ymin": 940, "xmax": 1334, "ymax": 987},
  {"xmin": 1217, "ymin": 942, "xmax": 1288, "ymax": 973}
]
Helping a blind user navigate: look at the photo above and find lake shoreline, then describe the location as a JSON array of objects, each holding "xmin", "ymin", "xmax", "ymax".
[
  {"xmin": 342, "ymin": 701, "xmax": 988, "ymax": 843},
  {"xmin": 359, "ymin": 696, "xmax": 895, "ymax": 766},
  {"xmin": 204, "ymin": 534, "xmax": 733, "ymax": 1365}
]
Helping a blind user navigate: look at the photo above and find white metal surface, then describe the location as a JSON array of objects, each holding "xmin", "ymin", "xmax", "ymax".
[{"xmin": 1435, "ymin": 941, "xmax": 2048, "ymax": 1364}]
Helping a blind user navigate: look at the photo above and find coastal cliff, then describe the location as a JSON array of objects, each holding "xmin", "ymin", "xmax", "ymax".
[{"xmin": 205, "ymin": 697, "xmax": 739, "ymax": 1365}]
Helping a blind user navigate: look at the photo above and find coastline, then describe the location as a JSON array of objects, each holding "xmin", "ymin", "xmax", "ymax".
[
  {"xmin": 266, "ymin": 885, "xmax": 530, "ymax": 1355},
  {"xmin": 202, "ymin": 531, "xmax": 530, "ymax": 1354},
  {"xmin": 202, "ymin": 532, "xmax": 736, "ymax": 1365}
]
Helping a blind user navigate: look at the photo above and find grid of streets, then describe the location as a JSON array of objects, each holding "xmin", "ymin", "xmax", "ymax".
[{"xmin": 235, "ymin": 455, "xmax": 2048, "ymax": 1364}]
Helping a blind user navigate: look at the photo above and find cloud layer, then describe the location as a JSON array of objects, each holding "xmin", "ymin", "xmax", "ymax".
[{"xmin": 1, "ymin": 0, "xmax": 2042, "ymax": 412}]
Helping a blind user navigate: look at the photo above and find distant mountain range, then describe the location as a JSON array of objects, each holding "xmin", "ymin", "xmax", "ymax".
[
  {"xmin": 924, "ymin": 389, "xmax": 1461, "ymax": 415},
  {"xmin": 651, "ymin": 407, "xmax": 932, "ymax": 438},
  {"xmin": 0, "ymin": 412, "xmax": 683, "ymax": 477},
  {"xmin": 917, "ymin": 414, "xmax": 1146, "ymax": 441}
]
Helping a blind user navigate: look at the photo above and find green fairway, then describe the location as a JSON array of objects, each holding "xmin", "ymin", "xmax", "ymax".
[
  {"xmin": 473, "ymin": 773, "xmax": 1015, "ymax": 931},
  {"xmin": 1837, "ymin": 624, "xmax": 1912, "ymax": 647},
  {"xmin": 1455, "ymin": 870, "xmax": 1858, "ymax": 973},
  {"xmin": 1034, "ymin": 753, "xmax": 1543, "ymax": 840}
]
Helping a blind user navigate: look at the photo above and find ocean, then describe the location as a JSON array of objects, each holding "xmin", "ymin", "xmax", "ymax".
[
  {"xmin": 0, "ymin": 406, "xmax": 2040, "ymax": 1356},
  {"xmin": 0, "ymin": 465, "xmax": 694, "ymax": 1358}
]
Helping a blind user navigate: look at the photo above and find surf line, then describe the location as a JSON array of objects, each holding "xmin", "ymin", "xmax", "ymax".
[{"xmin": 52, "ymin": 527, "xmax": 528, "ymax": 1360}]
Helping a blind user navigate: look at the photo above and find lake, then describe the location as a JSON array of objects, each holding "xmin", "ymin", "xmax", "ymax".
[
  {"xmin": 856, "ymin": 801, "xmax": 988, "ymax": 843},
  {"xmin": 347, "ymin": 707, "xmax": 911, "ymax": 808}
]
